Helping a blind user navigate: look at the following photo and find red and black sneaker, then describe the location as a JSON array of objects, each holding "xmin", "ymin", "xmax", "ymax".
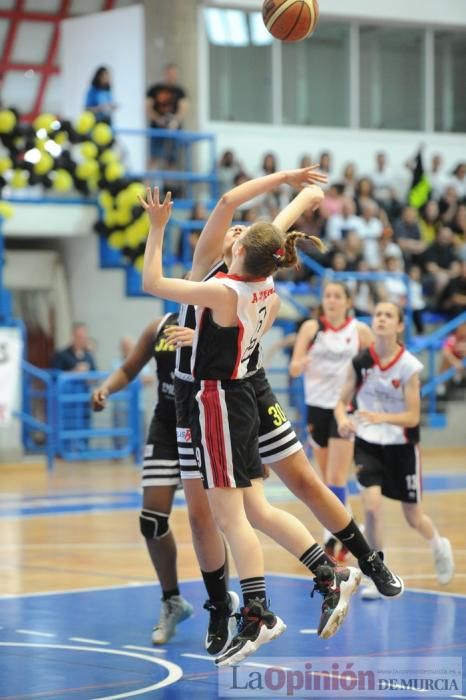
[{"xmin": 312, "ymin": 564, "xmax": 361, "ymax": 640}]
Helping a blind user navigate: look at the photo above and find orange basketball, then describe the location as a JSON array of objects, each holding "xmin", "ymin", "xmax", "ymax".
[{"xmin": 262, "ymin": 0, "xmax": 319, "ymax": 42}]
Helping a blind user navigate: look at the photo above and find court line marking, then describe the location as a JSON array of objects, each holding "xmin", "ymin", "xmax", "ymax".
[
  {"xmin": 300, "ymin": 628, "xmax": 318, "ymax": 634},
  {"xmin": 181, "ymin": 653, "xmax": 213, "ymax": 661},
  {"xmin": 16, "ymin": 629, "xmax": 55, "ymax": 637},
  {"xmin": 0, "ymin": 642, "xmax": 183, "ymax": 699},
  {"xmin": 123, "ymin": 644, "xmax": 167, "ymax": 654},
  {"xmin": 69, "ymin": 636, "xmax": 110, "ymax": 645}
]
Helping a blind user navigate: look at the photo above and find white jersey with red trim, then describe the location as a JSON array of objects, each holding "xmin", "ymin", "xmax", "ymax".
[
  {"xmin": 352, "ymin": 345, "xmax": 423, "ymax": 445},
  {"xmin": 191, "ymin": 273, "xmax": 276, "ymax": 380},
  {"xmin": 303, "ymin": 317, "xmax": 360, "ymax": 409}
]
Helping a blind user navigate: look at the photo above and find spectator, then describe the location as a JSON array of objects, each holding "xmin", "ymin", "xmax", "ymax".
[
  {"xmin": 379, "ymin": 256, "xmax": 407, "ymax": 307},
  {"xmin": 428, "ymin": 154, "xmax": 448, "ymax": 200},
  {"xmin": 260, "ymin": 152, "xmax": 278, "ymax": 176},
  {"xmin": 423, "ymin": 227, "xmax": 460, "ymax": 294},
  {"xmin": 408, "ymin": 265, "xmax": 426, "ymax": 335},
  {"xmin": 370, "ymin": 151, "xmax": 396, "ymax": 209},
  {"xmin": 349, "ymin": 259, "xmax": 379, "ymax": 318},
  {"xmin": 438, "ymin": 186, "xmax": 459, "ymax": 227},
  {"xmin": 438, "ymin": 259, "xmax": 466, "ymax": 318},
  {"xmin": 354, "ymin": 177, "xmax": 375, "ymax": 215},
  {"xmin": 393, "ymin": 206, "xmax": 426, "ymax": 264},
  {"xmin": 341, "ymin": 230, "xmax": 364, "ymax": 271},
  {"xmin": 84, "ymin": 66, "xmax": 117, "ymax": 126},
  {"xmin": 378, "ymin": 226, "xmax": 404, "ymax": 265},
  {"xmin": 325, "ymin": 197, "xmax": 362, "ymax": 246},
  {"xmin": 320, "ymin": 183, "xmax": 345, "ymax": 220},
  {"xmin": 341, "ymin": 162, "xmax": 358, "ymax": 198},
  {"xmin": 298, "ymin": 154, "xmax": 313, "ymax": 169},
  {"xmin": 358, "ymin": 201, "xmax": 384, "ymax": 268},
  {"xmin": 449, "ymin": 163, "xmax": 466, "ymax": 201},
  {"xmin": 218, "ymin": 149, "xmax": 241, "ymax": 194},
  {"xmin": 329, "ymin": 251, "xmax": 348, "ymax": 273},
  {"xmin": 419, "ymin": 200, "xmax": 440, "ymax": 246},
  {"xmin": 146, "ymin": 63, "xmax": 189, "ymax": 169},
  {"xmin": 436, "ymin": 323, "xmax": 466, "ymax": 397},
  {"xmin": 52, "ymin": 322, "xmax": 97, "ymax": 372}
]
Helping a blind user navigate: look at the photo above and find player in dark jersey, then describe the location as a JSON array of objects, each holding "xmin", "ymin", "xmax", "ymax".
[
  {"xmin": 91, "ymin": 313, "xmax": 194, "ymax": 643},
  {"xmin": 335, "ymin": 301, "xmax": 454, "ymax": 598},
  {"xmin": 140, "ymin": 184, "xmax": 366, "ymax": 666}
]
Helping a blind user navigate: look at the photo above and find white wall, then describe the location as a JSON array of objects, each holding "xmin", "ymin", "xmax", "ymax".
[{"xmin": 61, "ymin": 4, "xmax": 146, "ymax": 171}]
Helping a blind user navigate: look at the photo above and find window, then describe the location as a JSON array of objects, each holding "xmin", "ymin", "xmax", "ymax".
[
  {"xmin": 206, "ymin": 8, "xmax": 273, "ymax": 123},
  {"xmin": 435, "ymin": 31, "xmax": 466, "ymax": 133},
  {"xmin": 282, "ymin": 23, "xmax": 350, "ymax": 127},
  {"xmin": 359, "ymin": 26, "xmax": 425, "ymax": 131}
]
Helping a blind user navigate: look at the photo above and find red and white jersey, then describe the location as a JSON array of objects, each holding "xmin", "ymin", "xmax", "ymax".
[
  {"xmin": 352, "ymin": 345, "xmax": 423, "ymax": 445},
  {"xmin": 303, "ymin": 317, "xmax": 360, "ymax": 409},
  {"xmin": 191, "ymin": 272, "xmax": 276, "ymax": 380}
]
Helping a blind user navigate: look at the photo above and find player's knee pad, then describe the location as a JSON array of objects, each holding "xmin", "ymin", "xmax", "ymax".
[{"xmin": 139, "ymin": 509, "xmax": 170, "ymax": 540}]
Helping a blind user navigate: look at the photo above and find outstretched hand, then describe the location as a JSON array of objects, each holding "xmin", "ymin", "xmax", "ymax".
[
  {"xmin": 138, "ymin": 187, "xmax": 173, "ymax": 229},
  {"xmin": 285, "ymin": 166, "xmax": 328, "ymax": 189},
  {"xmin": 164, "ymin": 325, "xmax": 195, "ymax": 348}
]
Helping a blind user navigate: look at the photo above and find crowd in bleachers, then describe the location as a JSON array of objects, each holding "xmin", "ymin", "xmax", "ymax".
[{"xmin": 210, "ymin": 149, "xmax": 466, "ymax": 331}]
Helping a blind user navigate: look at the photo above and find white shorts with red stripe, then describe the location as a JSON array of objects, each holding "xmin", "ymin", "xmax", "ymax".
[{"xmin": 191, "ymin": 379, "xmax": 263, "ymax": 489}]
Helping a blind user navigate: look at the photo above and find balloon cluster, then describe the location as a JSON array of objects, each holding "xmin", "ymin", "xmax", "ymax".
[{"xmin": 0, "ymin": 109, "xmax": 149, "ymax": 267}]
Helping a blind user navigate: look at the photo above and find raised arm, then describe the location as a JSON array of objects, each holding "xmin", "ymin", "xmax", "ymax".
[
  {"xmin": 140, "ymin": 187, "xmax": 233, "ymax": 309},
  {"xmin": 91, "ymin": 320, "xmax": 158, "ymax": 411},
  {"xmin": 191, "ymin": 167, "xmax": 327, "ymax": 281},
  {"xmin": 273, "ymin": 185, "xmax": 324, "ymax": 232},
  {"xmin": 289, "ymin": 319, "xmax": 319, "ymax": 377}
]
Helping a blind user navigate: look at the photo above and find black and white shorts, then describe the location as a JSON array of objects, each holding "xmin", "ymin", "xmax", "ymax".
[
  {"xmin": 174, "ymin": 377, "xmax": 201, "ymax": 481},
  {"xmin": 142, "ymin": 414, "xmax": 180, "ymax": 488},
  {"xmin": 354, "ymin": 437, "xmax": 422, "ymax": 503},
  {"xmin": 191, "ymin": 379, "xmax": 263, "ymax": 489},
  {"xmin": 306, "ymin": 405, "xmax": 341, "ymax": 448},
  {"xmin": 249, "ymin": 368, "xmax": 302, "ymax": 464}
]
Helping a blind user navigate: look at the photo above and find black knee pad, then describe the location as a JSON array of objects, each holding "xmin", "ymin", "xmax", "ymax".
[{"xmin": 140, "ymin": 509, "xmax": 169, "ymax": 540}]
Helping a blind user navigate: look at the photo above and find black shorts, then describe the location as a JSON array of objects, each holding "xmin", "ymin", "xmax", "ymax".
[
  {"xmin": 248, "ymin": 368, "xmax": 302, "ymax": 463},
  {"xmin": 174, "ymin": 377, "xmax": 200, "ymax": 480},
  {"xmin": 142, "ymin": 415, "xmax": 179, "ymax": 488},
  {"xmin": 306, "ymin": 405, "xmax": 341, "ymax": 448},
  {"xmin": 354, "ymin": 437, "xmax": 422, "ymax": 503},
  {"xmin": 191, "ymin": 379, "xmax": 263, "ymax": 489}
]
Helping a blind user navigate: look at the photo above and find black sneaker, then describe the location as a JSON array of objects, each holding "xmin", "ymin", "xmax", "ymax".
[
  {"xmin": 204, "ymin": 590, "xmax": 239, "ymax": 655},
  {"xmin": 311, "ymin": 564, "xmax": 361, "ymax": 640},
  {"xmin": 215, "ymin": 600, "xmax": 286, "ymax": 667},
  {"xmin": 358, "ymin": 551, "xmax": 404, "ymax": 598}
]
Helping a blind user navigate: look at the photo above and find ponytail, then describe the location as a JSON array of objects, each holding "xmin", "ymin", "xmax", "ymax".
[{"xmin": 274, "ymin": 231, "xmax": 326, "ymax": 269}]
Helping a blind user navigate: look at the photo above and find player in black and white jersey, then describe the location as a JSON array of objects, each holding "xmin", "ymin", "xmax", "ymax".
[
  {"xmin": 335, "ymin": 302, "xmax": 455, "ymax": 598},
  {"xmin": 140, "ymin": 183, "xmax": 366, "ymax": 666},
  {"xmin": 91, "ymin": 313, "xmax": 194, "ymax": 643},
  {"xmin": 290, "ymin": 281, "xmax": 373, "ymax": 559}
]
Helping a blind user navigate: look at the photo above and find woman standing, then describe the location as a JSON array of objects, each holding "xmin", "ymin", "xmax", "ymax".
[{"xmin": 335, "ymin": 302, "xmax": 454, "ymax": 598}]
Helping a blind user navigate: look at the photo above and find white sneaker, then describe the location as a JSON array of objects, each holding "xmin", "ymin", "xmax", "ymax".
[
  {"xmin": 360, "ymin": 578, "xmax": 382, "ymax": 600},
  {"xmin": 434, "ymin": 537, "xmax": 455, "ymax": 585},
  {"xmin": 152, "ymin": 594, "xmax": 194, "ymax": 644}
]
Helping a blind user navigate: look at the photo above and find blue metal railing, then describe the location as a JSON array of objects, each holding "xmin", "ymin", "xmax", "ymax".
[{"xmin": 18, "ymin": 360, "xmax": 55, "ymax": 471}]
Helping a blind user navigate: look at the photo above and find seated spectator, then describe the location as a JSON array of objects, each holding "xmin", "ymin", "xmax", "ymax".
[
  {"xmin": 341, "ymin": 230, "xmax": 363, "ymax": 271},
  {"xmin": 428, "ymin": 153, "xmax": 448, "ymax": 200},
  {"xmin": 84, "ymin": 66, "xmax": 117, "ymax": 126},
  {"xmin": 358, "ymin": 200, "xmax": 384, "ymax": 268},
  {"xmin": 341, "ymin": 162, "xmax": 358, "ymax": 198},
  {"xmin": 393, "ymin": 205, "xmax": 426, "ymax": 264},
  {"xmin": 354, "ymin": 177, "xmax": 375, "ymax": 215},
  {"xmin": 218, "ymin": 149, "xmax": 241, "ymax": 194},
  {"xmin": 325, "ymin": 197, "xmax": 362, "ymax": 245},
  {"xmin": 52, "ymin": 322, "xmax": 97, "ymax": 372},
  {"xmin": 370, "ymin": 151, "xmax": 398, "ymax": 216},
  {"xmin": 438, "ymin": 259, "xmax": 466, "ymax": 318},
  {"xmin": 298, "ymin": 154, "xmax": 313, "ymax": 169},
  {"xmin": 436, "ymin": 323, "xmax": 466, "ymax": 397},
  {"xmin": 449, "ymin": 162, "xmax": 466, "ymax": 201},
  {"xmin": 329, "ymin": 251, "xmax": 348, "ymax": 273},
  {"xmin": 319, "ymin": 151, "xmax": 332, "ymax": 179},
  {"xmin": 419, "ymin": 200, "xmax": 440, "ymax": 246},
  {"xmin": 320, "ymin": 183, "xmax": 345, "ymax": 219},
  {"xmin": 379, "ymin": 255, "xmax": 407, "ymax": 307},
  {"xmin": 450, "ymin": 204, "xmax": 466, "ymax": 258},
  {"xmin": 348, "ymin": 259, "xmax": 379, "ymax": 318},
  {"xmin": 408, "ymin": 265, "xmax": 426, "ymax": 335},
  {"xmin": 378, "ymin": 226, "xmax": 404, "ymax": 266},
  {"xmin": 423, "ymin": 226, "xmax": 460, "ymax": 294},
  {"xmin": 438, "ymin": 186, "xmax": 459, "ymax": 227}
]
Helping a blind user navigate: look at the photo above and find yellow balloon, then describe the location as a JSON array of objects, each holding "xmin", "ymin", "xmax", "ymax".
[
  {"xmin": 116, "ymin": 188, "xmax": 135, "ymax": 209},
  {"xmin": 34, "ymin": 152, "xmax": 54, "ymax": 175},
  {"xmin": 33, "ymin": 113, "xmax": 56, "ymax": 133},
  {"xmin": 0, "ymin": 156, "xmax": 13, "ymax": 174},
  {"xmin": 53, "ymin": 169, "xmax": 73, "ymax": 193},
  {"xmin": 75, "ymin": 111, "xmax": 96, "ymax": 135},
  {"xmin": 98, "ymin": 191, "xmax": 113, "ymax": 210},
  {"xmin": 0, "ymin": 202, "xmax": 14, "ymax": 219},
  {"xmin": 0, "ymin": 110, "xmax": 16, "ymax": 134},
  {"xmin": 99, "ymin": 149, "xmax": 119, "ymax": 165},
  {"xmin": 104, "ymin": 210, "xmax": 116, "ymax": 227},
  {"xmin": 108, "ymin": 231, "xmax": 125, "ymax": 249},
  {"xmin": 113, "ymin": 208, "xmax": 132, "ymax": 227},
  {"xmin": 105, "ymin": 162, "xmax": 124, "ymax": 181},
  {"xmin": 81, "ymin": 141, "xmax": 98, "ymax": 159},
  {"xmin": 92, "ymin": 122, "xmax": 113, "ymax": 146},
  {"xmin": 76, "ymin": 159, "xmax": 99, "ymax": 180},
  {"xmin": 134, "ymin": 255, "xmax": 144, "ymax": 272},
  {"xmin": 10, "ymin": 169, "xmax": 28, "ymax": 188},
  {"xmin": 128, "ymin": 182, "xmax": 146, "ymax": 199}
]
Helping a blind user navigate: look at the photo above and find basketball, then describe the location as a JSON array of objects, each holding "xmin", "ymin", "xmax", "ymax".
[{"xmin": 262, "ymin": 0, "xmax": 319, "ymax": 42}]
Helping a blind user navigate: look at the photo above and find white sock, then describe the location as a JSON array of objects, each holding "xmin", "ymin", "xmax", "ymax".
[
  {"xmin": 323, "ymin": 527, "xmax": 332, "ymax": 544},
  {"xmin": 429, "ymin": 530, "xmax": 443, "ymax": 552}
]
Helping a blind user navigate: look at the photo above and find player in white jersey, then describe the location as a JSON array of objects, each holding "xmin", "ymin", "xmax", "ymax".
[
  {"xmin": 140, "ymin": 184, "xmax": 364, "ymax": 666},
  {"xmin": 335, "ymin": 302, "xmax": 455, "ymax": 598},
  {"xmin": 290, "ymin": 281, "xmax": 373, "ymax": 559}
]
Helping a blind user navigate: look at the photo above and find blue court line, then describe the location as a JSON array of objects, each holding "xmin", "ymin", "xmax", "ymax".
[{"xmin": 1, "ymin": 473, "xmax": 466, "ymax": 518}]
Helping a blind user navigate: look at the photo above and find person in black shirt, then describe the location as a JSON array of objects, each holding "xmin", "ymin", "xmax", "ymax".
[
  {"xmin": 52, "ymin": 322, "xmax": 96, "ymax": 372},
  {"xmin": 146, "ymin": 63, "xmax": 189, "ymax": 169},
  {"xmin": 92, "ymin": 314, "xmax": 195, "ymax": 645}
]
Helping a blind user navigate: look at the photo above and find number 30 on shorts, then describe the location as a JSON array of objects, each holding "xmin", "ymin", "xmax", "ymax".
[{"xmin": 267, "ymin": 402, "xmax": 287, "ymax": 427}]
